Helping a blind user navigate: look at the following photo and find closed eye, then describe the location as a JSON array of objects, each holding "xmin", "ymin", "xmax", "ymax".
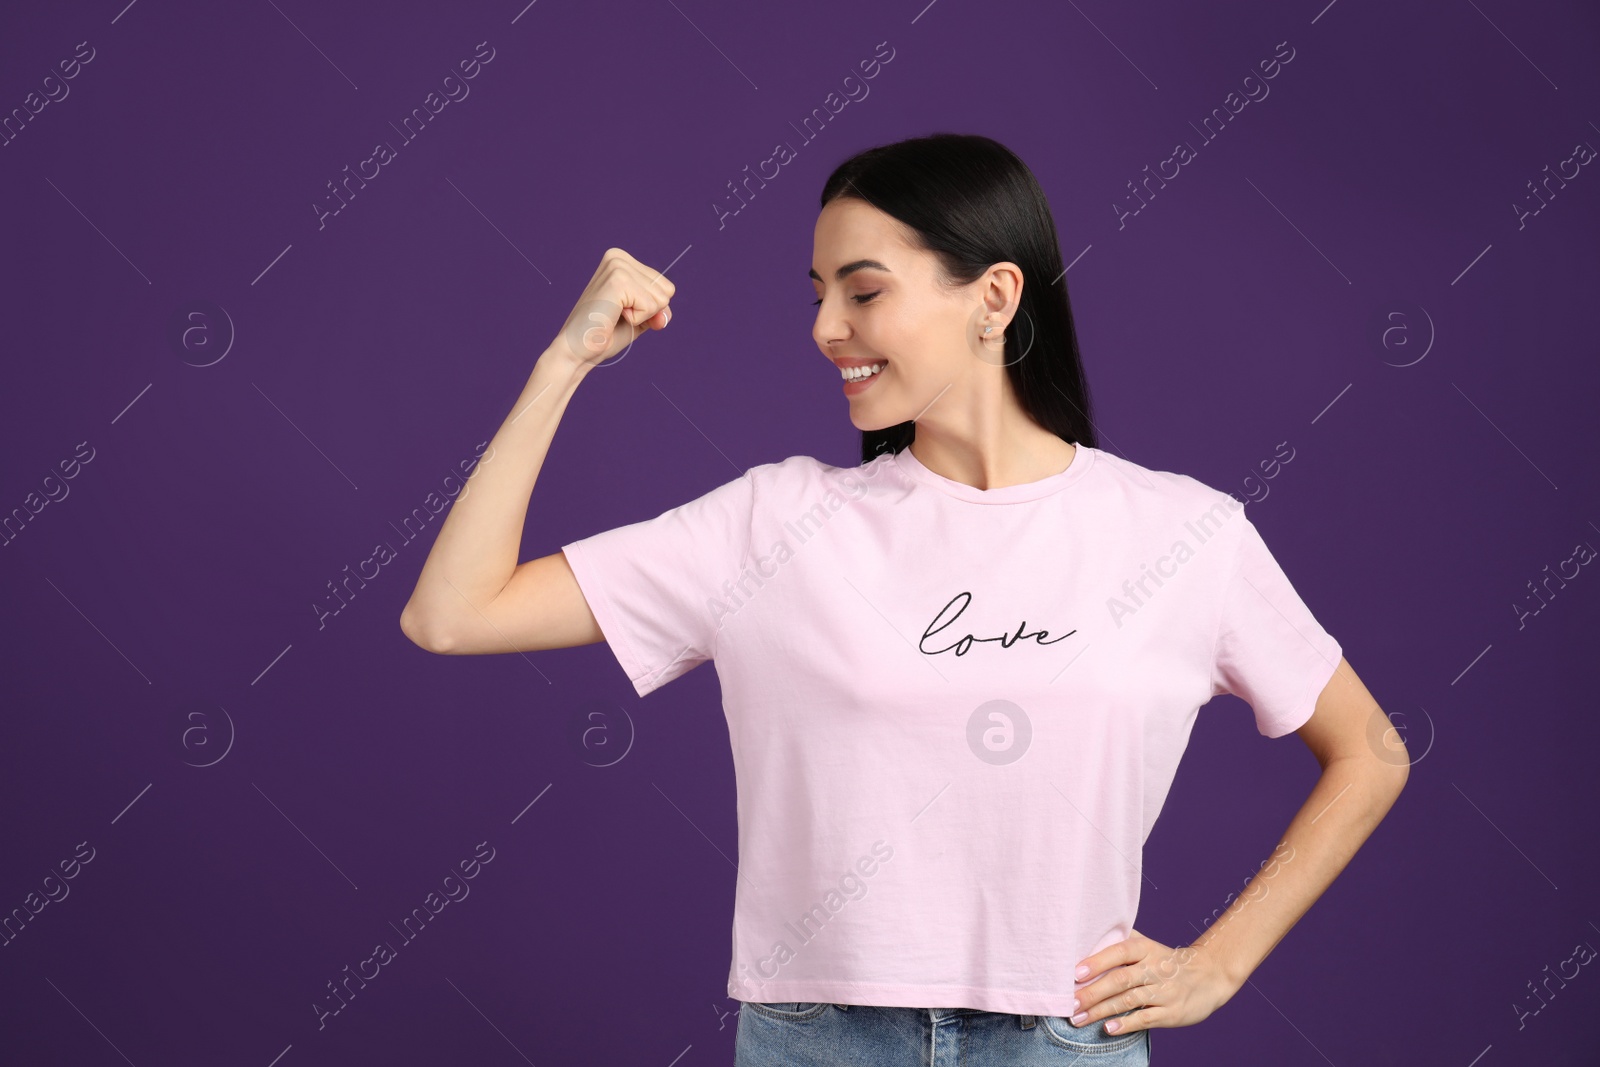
[{"xmin": 812, "ymin": 291, "xmax": 882, "ymax": 307}]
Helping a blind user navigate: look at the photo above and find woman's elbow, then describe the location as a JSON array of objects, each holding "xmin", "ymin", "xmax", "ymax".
[
  {"xmin": 1373, "ymin": 739, "xmax": 1410, "ymax": 802},
  {"xmin": 399, "ymin": 603, "xmax": 453, "ymax": 654}
]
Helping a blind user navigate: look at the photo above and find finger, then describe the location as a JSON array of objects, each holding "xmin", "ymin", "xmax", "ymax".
[
  {"xmin": 616, "ymin": 250, "xmax": 676, "ymax": 301},
  {"xmin": 1076, "ymin": 938, "xmax": 1138, "ymax": 983},
  {"xmin": 1075, "ymin": 981, "xmax": 1156, "ymax": 1029},
  {"xmin": 593, "ymin": 259, "xmax": 644, "ymax": 321},
  {"xmin": 1103, "ymin": 1006, "xmax": 1160, "ymax": 1034},
  {"xmin": 620, "ymin": 261, "xmax": 674, "ymax": 315},
  {"xmin": 602, "ymin": 245, "xmax": 661, "ymax": 286},
  {"xmin": 613, "ymin": 307, "xmax": 655, "ymax": 349},
  {"xmin": 641, "ymin": 263, "xmax": 675, "ymax": 302},
  {"xmin": 617, "ymin": 270, "xmax": 672, "ymax": 329},
  {"xmin": 1074, "ymin": 964, "xmax": 1148, "ymax": 1019},
  {"xmin": 1078, "ymin": 965, "xmax": 1134, "ymax": 1005},
  {"xmin": 619, "ymin": 296, "xmax": 655, "ymax": 325}
]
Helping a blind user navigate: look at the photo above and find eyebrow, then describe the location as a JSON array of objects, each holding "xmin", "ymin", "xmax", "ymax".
[{"xmin": 809, "ymin": 259, "xmax": 892, "ymax": 283}]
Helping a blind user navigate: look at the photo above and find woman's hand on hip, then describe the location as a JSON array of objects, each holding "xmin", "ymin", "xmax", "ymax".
[{"xmin": 1067, "ymin": 928, "xmax": 1240, "ymax": 1035}]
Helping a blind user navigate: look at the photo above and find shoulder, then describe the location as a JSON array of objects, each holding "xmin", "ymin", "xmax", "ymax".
[
  {"xmin": 1090, "ymin": 447, "xmax": 1223, "ymax": 499},
  {"xmin": 746, "ymin": 452, "xmax": 890, "ymax": 491},
  {"xmin": 1091, "ymin": 446, "xmax": 1248, "ymax": 534},
  {"xmin": 683, "ymin": 455, "xmax": 851, "ymax": 512}
]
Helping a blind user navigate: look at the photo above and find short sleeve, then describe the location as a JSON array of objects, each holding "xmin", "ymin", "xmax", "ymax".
[
  {"xmin": 560, "ymin": 469, "xmax": 757, "ymax": 697},
  {"xmin": 1209, "ymin": 510, "xmax": 1343, "ymax": 738}
]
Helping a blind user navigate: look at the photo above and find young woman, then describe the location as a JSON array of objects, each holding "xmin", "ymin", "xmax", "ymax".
[{"xmin": 400, "ymin": 133, "xmax": 1408, "ymax": 1067}]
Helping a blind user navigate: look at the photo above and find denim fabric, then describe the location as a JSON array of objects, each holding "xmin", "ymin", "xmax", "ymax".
[{"xmin": 735, "ymin": 1001, "xmax": 1151, "ymax": 1065}]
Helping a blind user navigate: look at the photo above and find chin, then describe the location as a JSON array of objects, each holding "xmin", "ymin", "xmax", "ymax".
[{"xmin": 848, "ymin": 406, "xmax": 906, "ymax": 433}]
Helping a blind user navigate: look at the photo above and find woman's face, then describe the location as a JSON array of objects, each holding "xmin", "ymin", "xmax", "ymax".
[{"xmin": 810, "ymin": 197, "xmax": 1010, "ymax": 431}]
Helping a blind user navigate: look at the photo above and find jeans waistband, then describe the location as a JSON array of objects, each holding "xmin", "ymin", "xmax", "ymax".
[{"xmin": 832, "ymin": 1005, "xmax": 1041, "ymax": 1029}]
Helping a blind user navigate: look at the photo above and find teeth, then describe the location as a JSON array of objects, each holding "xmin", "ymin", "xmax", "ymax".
[{"xmin": 841, "ymin": 361, "xmax": 887, "ymax": 381}]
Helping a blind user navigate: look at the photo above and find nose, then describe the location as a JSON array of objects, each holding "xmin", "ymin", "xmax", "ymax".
[{"xmin": 813, "ymin": 307, "xmax": 847, "ymax": 352}]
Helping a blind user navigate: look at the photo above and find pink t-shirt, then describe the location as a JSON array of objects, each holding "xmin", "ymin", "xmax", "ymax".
[{"xmin": 560, "ymin": 442, "xmax": 1342, "ymax": 1016}]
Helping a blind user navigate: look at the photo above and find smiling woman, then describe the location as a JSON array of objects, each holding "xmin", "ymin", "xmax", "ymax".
[
  {"xmin": 806, "ymin": 143, "xmax": 1093, "ymax": 479},
  {"xmin": 398, "ymin": 132, "xmax": 1404, "ymax": 1067}
]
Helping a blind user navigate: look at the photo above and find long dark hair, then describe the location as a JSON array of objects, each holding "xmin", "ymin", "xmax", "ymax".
[{"xmin": 818, "ymin": 133, "xmax": 1098, "ymax": 464}]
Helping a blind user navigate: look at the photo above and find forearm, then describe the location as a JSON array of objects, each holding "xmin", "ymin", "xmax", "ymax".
[
  {"xmin": 1190, "ymin": 754, "xmax": 1407, "ymax": 988},
  {"xmin": 400, "ymin": 348, "xmax": 589, "ymax": 641}
]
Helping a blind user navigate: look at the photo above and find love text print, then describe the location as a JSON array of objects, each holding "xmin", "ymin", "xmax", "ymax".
[{"xmin": 919, "ymin": 592, "xmax": 1075, "ymax": 656}]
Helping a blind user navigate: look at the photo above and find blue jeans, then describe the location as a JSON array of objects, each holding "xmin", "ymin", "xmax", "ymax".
[{"xmin": 735, "ymin": 1002, "xmax": 1151, "ymax": 1065}]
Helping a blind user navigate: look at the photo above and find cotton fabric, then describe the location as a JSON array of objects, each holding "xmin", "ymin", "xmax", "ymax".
[{"xmin": 560, "ymin": 443, "xmax": 1342, "ymax": 1016}]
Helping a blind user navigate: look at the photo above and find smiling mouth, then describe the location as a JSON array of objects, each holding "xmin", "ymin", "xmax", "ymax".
[{"xmin": 839, "ymin": 360, "xmax": 888, "ymax": 382}]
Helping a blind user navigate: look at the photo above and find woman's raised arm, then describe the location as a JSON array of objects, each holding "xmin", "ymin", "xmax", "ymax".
[{"xmin": 398, "ymin": 247, "xmax": 675, "ymax": 655}]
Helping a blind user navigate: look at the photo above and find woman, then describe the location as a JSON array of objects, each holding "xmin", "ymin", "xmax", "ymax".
[{"xmin": 399, "ymin": 133, "xmax": 1408, "ymax": 1066}]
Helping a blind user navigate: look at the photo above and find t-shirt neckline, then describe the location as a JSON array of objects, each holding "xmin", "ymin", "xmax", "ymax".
[{"xmin": 892, "ymin": 441, "xmax": 1097, "ymax": 504}]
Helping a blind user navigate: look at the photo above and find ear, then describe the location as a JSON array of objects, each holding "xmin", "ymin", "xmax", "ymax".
[{"xmin": 981, "ymin": 261, "xmax": 1024, "ymax": 321}]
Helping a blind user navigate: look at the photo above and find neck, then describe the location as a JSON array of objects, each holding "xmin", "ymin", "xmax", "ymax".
[{"xmin": 907, "ymin": 427, "xmax": 1078, "ymax": 492}]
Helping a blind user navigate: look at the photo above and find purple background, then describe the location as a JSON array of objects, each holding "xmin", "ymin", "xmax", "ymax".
[{"xmin": 3, "ymin": 0, "xmax": 1598, "ymax": 1063}]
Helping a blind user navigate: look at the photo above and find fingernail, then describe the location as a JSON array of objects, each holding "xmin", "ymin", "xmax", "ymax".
[
  {"xmin": 663, "ymin": 307, "xmax": 671, "ymax": 323},
  {"xmin": 1071, "ymin": 1011, "xmax": 1087, "ymax": 1025},
  {"xmin": 1075, "ymin": 964, "xmax": 1089, "ymax": 979},
  {"xmin": 1070, "ymin": 998, "xmax": 1080, "ymax": 1013}
]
